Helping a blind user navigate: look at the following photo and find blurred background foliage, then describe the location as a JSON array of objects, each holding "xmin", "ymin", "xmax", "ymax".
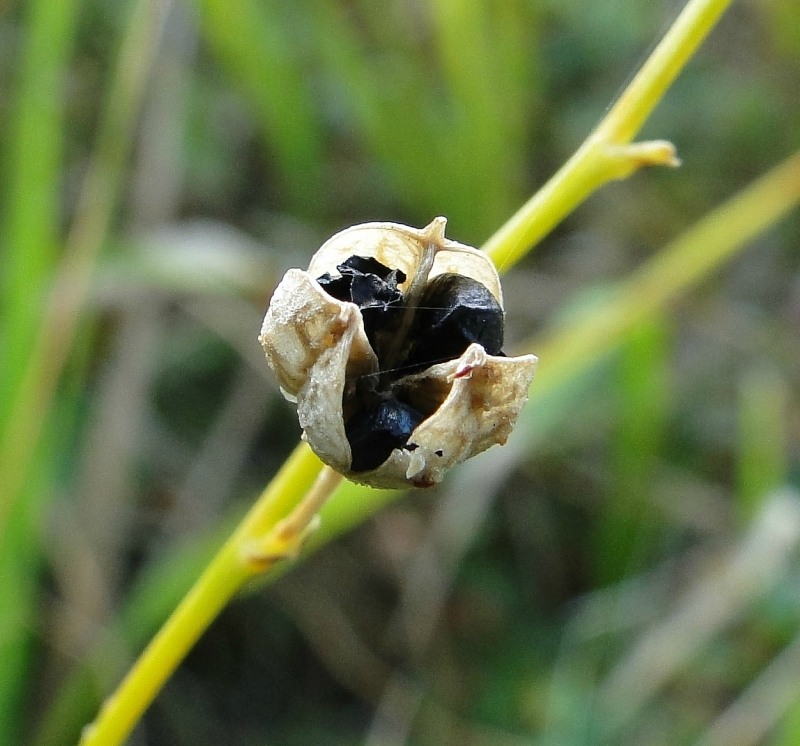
[{"xmin": 1, "ymin": 0, "xmax": 799, "ymax": 744}]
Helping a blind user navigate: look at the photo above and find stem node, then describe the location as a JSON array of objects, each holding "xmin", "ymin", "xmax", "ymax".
[{"xmin": 604, "ymin": 140, "xmax": 681, "ymax": 180}]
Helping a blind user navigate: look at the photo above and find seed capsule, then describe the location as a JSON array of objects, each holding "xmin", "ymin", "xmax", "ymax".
[{"xmin": 259, "ymin": 217, "xmax": 537, "ymax": 488}]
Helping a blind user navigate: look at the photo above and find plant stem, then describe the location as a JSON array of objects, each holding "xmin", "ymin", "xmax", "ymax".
[
  {"xmin": 526, "ymin": 148, "xmax": 800, "ymax": 399},
  {"xmin": 79, "ymin": 448, "xmax": 339, "ymax": 746},
  {"xmin": 482, "ymin": 0, "xmax": 733, "ymax": 269}
]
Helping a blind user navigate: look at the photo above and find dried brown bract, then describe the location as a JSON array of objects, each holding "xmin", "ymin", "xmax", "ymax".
[{"xmin": 259, "ymin": 217, "xmax": 537, "ymax": 488}]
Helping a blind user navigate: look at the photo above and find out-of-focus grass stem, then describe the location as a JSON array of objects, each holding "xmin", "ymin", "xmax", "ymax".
[{"xmin": 0, "ymin": 0, "xmax": 169, "ymax": 544}]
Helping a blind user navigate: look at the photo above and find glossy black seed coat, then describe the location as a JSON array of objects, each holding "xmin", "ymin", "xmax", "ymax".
[
  {"xmin": 345, "ymin": 398, "xmax": 423, "ymax": 472},
  {"xmin": 317, "ymin": 256, "xmax": 406, "ymax": 354},
  {"xmin": 406, "ymin": 273, "xmax": 504, "ymax": 370}
]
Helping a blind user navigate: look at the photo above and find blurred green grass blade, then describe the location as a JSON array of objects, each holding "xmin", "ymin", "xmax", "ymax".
[
  {"xmin": 309, "ymin": 0, "xmax": 461, "ymax": 224},
  {"xmin": 0, "ymin": 3, "xmax": 168, "ymax": 740},
  {"xmin": 0, "ymin": 0, "xmax": 79, "ymax": 428},
  {"xmin": 528, "ymin": 149, "xmax": 800, "ymax": 400},
  {"xmin": 775, "ymin": 697, "xmax": 800, "ymax": 746},
  {"xmin": 428, "ymin": 0, "xmax": 501, "ymax": 218},
  {"xmin": 0, "ymin": 469, "xmax": 51, "ymax": 746},
  {"xmin": 30, "ymin": 666, "xmax": 100, "ymax": 746},
  {"xmin": 306, "ymin": 0, "xmax": 435, "ymax": 204},
  {"xmin": 736, "ymin": 365, "xmax": 789, "ymax": 524},
  {"xmin": 595, "ymin": 317, "xmax": 671, "ymax": 586},
  {"xmin": 0, "ymin": 0, "xmax": 167, "ymax": 543},
  {"xmin": 0, "ymin": 1, "xmax": 79, "ymax": 743},
  {"xmin": 188, "ymin": 0, "xmax": 324, "ymax": 213},
  {"xmin": 766, "ymin": 0, "xmax": 800, "ymax": 60},
  {"xmin": 308, "ymin": 0, "xmax": 538, "ymax": 240},
  {"xmin": 427, "ymin": 0, "xmax": 536, "ymax": 239},
  {"xmin": 32, "ymin": 519, "xmax": 234, "ymax": 746}
]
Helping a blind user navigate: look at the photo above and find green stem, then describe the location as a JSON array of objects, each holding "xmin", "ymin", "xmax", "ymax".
[
  {"xmin": 527, "ymin": 148, "xmax": 800, "ymax": 398},
  {"xmin": 482, "ymin": 0, "xmax": 733, "ymax": 269},
  {"xmin": 79, "ymin": 448, "xmax": 338, "ymax": 746}
]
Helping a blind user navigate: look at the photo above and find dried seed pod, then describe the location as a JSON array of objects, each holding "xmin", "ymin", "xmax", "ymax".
[{"xmin": 259, "ymin": 217, "xmax": 537, "ymax": 489}]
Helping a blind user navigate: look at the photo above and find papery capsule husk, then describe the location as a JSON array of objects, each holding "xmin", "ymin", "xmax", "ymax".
[{"xmin": 259, "ymin": 218, "xmax": 537, "ymax": 489}]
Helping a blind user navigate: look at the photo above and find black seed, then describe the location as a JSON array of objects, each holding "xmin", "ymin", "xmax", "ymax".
[
  {"xmin": 345, "ymin": 398, "xmax": 423, "ymax": 472},
  {"xmin": 337, "ymin": 255, "xmax": 403, "ymax": 282},
  {"xmin": 405, "ymin": 273, "xmax": 504, "ymax": 370},
  {"xmin": 317, "ymin": 256, "xmax": 407, "ymax": 356},
  {"xmin": 317, "ymin": 256, "xmax": 407, "ymax": 299}
]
